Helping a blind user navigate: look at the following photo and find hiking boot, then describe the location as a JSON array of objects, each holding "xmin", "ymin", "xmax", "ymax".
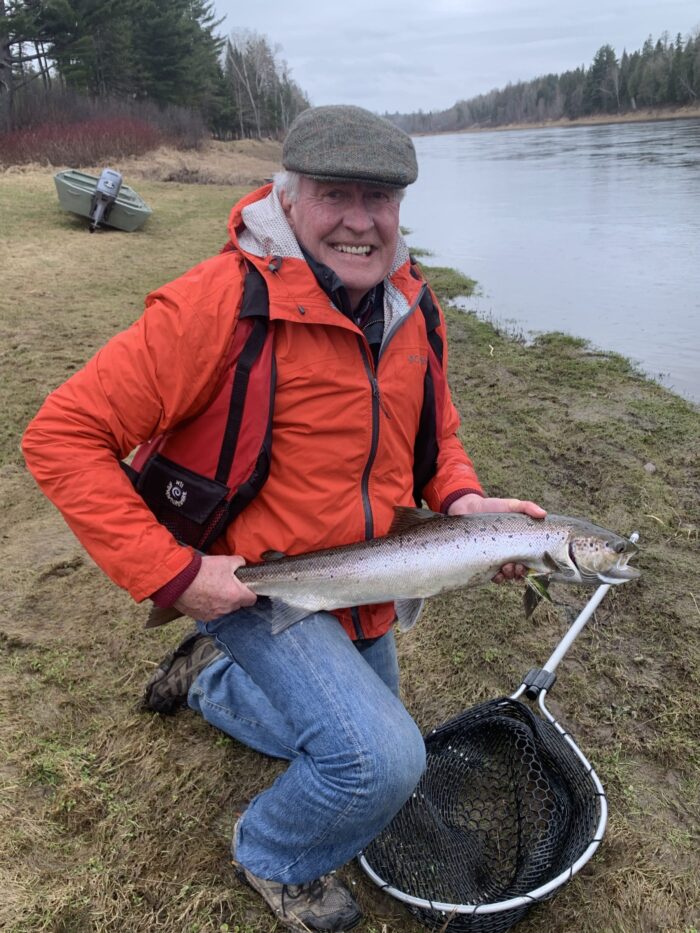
[
  {"xmin": 142, "ymin": 630, "xmax": 224, "ymax": 714},
  {"xmin": 235, "ymin": 863, "xmax": 362, "ymax": 932}
]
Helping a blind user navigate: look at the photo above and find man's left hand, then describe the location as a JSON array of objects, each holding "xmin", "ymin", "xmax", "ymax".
[{"xmin": 447, "ymin": 493, "xmax": 547, "ymax": 584}]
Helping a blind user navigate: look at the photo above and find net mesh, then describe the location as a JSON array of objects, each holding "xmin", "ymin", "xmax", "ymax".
[{"xmin": 362, "ymin": 697, "xmax": 603, "ymax": 932}]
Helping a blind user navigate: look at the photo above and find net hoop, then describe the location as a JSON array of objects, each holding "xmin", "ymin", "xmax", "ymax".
[{"xmin": 358, "ymin": 686, "xmax": 608, "ymax": 918}]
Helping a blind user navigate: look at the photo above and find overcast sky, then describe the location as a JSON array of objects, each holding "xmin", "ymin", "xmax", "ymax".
[{"xmin": 212, "ymin": 0, "xmax": 700, "ymax": 114}]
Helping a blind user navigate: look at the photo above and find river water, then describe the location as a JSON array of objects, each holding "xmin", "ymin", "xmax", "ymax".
[{"xmin": 401, "ymin": 119, "xmax": 700, "ymax": 404}]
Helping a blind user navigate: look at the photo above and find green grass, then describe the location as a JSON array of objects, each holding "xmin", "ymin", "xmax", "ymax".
[{"xmin": 418, "ymin": 263, "xmax": 478, "ymax": 300}]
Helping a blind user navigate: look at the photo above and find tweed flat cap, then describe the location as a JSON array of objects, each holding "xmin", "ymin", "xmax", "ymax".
[{"xmin": 283, "ymin": 105, "xmax": 418, "ymax": 188}]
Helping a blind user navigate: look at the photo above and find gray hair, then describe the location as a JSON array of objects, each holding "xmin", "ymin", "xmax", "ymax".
[
  {"xmin": 273, "ymin": 170, "xmax": 302, "ymax": 203},
  {"xmin": 273, "ymin": 169, "xmax": 405, "ymax": 204}
]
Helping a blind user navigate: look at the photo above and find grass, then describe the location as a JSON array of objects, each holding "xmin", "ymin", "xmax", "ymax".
[
  {"xmin": 416, "ymin": 264, "xmax": 477, "ymax": 301},
  {"xmin": 0, "ymin": 168, "xmax": 699, "ymax": 932}
]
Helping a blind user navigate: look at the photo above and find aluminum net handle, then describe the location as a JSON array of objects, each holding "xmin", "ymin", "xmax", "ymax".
[{"xmin": 512, "ymin": 531, "xmax": 639, "ymax": 701}]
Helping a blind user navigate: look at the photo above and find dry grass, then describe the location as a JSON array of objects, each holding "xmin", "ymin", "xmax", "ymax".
[{"xmin": 0, "ymin": 159, "xmax": 698, "ymax": 932}]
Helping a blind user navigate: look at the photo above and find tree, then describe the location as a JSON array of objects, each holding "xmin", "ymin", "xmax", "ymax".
[
  {"xmin": 0, "ymin": 0, "xmax": 55, "ymax": 129},
  {"xmin": 388, "ymin": 27, "xmax": 700, "ymax": 134},
  {"xmin": 218, "ymin": 29, "xmax": 308, "ymax": 140},
  {"xmin": 0, "ymin": 0, "xmax": 12, "ymax": 128},
  {"xmin": 678, "ymin": 33, "xmax": 700, "ymax": 102},
  {"xmin": 583, "ymin": 44, "xmax": 620, "ymax": 114}
]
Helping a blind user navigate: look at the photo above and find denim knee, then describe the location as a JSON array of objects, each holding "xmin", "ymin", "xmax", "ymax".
[{"xmin": 351, "ymin": 707, "xmax": 426, "ymax": 821}]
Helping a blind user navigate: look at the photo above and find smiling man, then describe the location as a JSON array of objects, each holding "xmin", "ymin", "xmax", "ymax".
[
  {"xmin": 280, "ymin": 177, "xmax": 400, "ymax": 309},
  {"xmin": 23, "ymin": 105, "xmax": 544, "ymax": 932}
]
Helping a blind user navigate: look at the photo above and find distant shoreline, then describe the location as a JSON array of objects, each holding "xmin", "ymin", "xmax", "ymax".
[{"xmin": 413, "ymin": 104, "xmax": 700, "ymax": 137}]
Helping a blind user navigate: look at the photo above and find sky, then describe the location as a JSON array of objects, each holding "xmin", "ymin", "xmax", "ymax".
[{"xmin": 212, "ymin": 0, "xmax": 700, "ymax": 114}]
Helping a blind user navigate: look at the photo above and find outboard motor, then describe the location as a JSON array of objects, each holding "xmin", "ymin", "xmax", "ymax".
[{"xmin": 89, "ymin": 168, "xmax": 122, "ymax": 232}]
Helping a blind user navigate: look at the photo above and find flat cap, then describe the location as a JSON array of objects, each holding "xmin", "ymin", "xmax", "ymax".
[{"xmin": 283, "ymin": 105, "xmax": 418, "ymax": 188}]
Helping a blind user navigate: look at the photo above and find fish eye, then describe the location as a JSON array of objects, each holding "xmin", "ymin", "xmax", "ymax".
[{"xmin": 613, "ymin": 541, "xmax": 625, "ymax": 553}]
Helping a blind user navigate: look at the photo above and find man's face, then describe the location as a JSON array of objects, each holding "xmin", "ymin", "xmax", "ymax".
[{"xmin": 280, "ymin": 176, "xmax": 401, "ymax": 310}]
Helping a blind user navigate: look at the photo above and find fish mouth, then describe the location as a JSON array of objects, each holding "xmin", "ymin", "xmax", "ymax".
[
  {"xmin": 596, "ymin": 563, "xmax": 641, "ymax": 584},
  {"xmin": 570, "ymin": 541, "xmax": 640, "ymax": 585}
]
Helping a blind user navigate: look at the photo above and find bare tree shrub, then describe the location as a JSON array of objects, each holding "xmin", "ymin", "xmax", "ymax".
[{"xmin": 0, "ymin": 87, "xmax": 207, "ymax": 166}]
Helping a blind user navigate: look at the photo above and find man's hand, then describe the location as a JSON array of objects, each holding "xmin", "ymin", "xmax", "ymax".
[
  {"xmin": 447, "ymin": 493, "xmax": 547, "ymax": 584},
  {"xmin": 173, "ymin": 554, "xmax": 257, "ymax": 622}
]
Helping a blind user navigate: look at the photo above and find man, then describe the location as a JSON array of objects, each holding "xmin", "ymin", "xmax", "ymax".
[{"xmin": 23, "ymin": 105, "xmax": 544, "ymax": 932}]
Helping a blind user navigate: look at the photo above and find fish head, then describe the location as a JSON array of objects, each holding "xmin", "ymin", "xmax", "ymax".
[{"xmin": 565, "ymin": 524, "xmax": 640, "ymax": 585}]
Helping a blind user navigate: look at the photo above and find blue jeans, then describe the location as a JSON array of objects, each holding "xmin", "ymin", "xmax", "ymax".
[{"xmin": 188, "ymin": 610, "xmax": 425, "ymax": 884}]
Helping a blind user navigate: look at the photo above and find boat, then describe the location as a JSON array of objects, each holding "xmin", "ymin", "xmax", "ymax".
[{"xmin": 54, "ymin": 168, "xmax": 152, "ymax": 232}]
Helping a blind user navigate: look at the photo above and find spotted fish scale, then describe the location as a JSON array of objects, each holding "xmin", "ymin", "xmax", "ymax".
[{"xmin": 231, "ymin": 510, "xmax": 639, "ymax": 634}]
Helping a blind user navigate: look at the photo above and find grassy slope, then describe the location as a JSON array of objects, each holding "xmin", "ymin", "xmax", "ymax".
[{"xmin": 0, "ymin": 172, "xmax": 698, "ymax": 933}]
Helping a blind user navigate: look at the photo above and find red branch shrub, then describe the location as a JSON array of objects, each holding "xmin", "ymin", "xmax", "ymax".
[
  {"xmin": 0, "ymin": 117, "xmax": 165, "ymax": 166},
  {"xmin": 0, "ymin": 88, "xmax": 208, "ymax": 166}
]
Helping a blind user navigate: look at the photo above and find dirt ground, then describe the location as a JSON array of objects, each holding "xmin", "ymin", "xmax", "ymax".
[{"xmin": 0, "ymin": 143, "xmax": 698, "ymax": 933}]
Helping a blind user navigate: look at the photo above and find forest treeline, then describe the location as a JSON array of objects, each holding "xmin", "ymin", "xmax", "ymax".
[
  {"xmin": 388, "ymin": 31, "xmax": 700, "ymax": 133},
  {"xmin": 0, "ymin": 0, "xmax": 309, "ymax": 140}
]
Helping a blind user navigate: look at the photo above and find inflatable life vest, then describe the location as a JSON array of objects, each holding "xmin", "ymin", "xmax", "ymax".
[{"xmin": 123, "ymin": 258, "xmax": 445, "ymax": 552}]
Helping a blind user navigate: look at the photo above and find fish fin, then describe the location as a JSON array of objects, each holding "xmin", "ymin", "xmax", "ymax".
[
  {"xmin": 523, "ymin": 574, "xmax": 552, "ymax": 618},
  {"xmin": 269, "ymin": 600, "xmax": 314, "ymax": 635},
  {"xmin": 543, "ymin": 550, "xmax": 575, "ymax": 578},
  {"xmin": 388, "ymin": 506, "xmax": 444, "ymax": 535},
  {"xmin": 395, "ymin": 597, "xmax": 425, "ymax": 632},
  {"xmin": 145, "ymin": 605, "xmax": 184, "ymax": 628},
  {"xmin": 261, "ymin": 549, "xmax": 287, "ymax": 561},
  {"xmin": 523, "ymin": 586, "xmax": 541, "ymax": 619}
]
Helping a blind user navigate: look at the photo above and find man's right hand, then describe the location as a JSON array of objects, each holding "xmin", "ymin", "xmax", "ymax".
[{"xmin": 173, "ymin": 554, "xmax": 257, "ymax": 622}]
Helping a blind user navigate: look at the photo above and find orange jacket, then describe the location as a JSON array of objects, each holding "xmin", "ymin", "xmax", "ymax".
[{"xmin": 22, "ymin": 186, "xmax": 483, "ymax": 640}]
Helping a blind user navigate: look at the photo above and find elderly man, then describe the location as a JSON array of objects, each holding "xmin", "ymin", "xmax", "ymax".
[{"xmin": 23, "ymin": 105, "xmax": 544, "ymax": 932}]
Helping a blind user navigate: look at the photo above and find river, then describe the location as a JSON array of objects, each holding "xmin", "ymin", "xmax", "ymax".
[{"xmin": 401, "ymin": 119, "xmax": 700, "ymax": 405}]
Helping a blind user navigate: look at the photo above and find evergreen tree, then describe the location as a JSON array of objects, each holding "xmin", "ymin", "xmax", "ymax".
[
  {"xmin": 1, "ymin": 0, "xmax": 54, "ymax": 128},
  {"xmin": 583, "ymin": 45, "xmax": 619, "ymax": 113},
  {"xmin": 390, "ymin": 28, "xmax": 700, "ymax": 133}
]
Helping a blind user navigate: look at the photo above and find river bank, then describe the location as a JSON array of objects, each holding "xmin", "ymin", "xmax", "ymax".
[
  {"xmin": 1, "ymin": 167, "xmax": 698, "ymax": 932},
  {"xmin": 1, "ymin": 136, "xmax": 283, "ymax": 186},
  {"xmin": 413, "ymin": 102, "xmax": 700, "ymax": 136}
]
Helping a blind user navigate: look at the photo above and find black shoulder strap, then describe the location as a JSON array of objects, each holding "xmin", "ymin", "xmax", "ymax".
[
  {"xmin": 418, "ymin": 284, "xmax": 444, "ymax": 367},
  {"xmin": 410, "ymin": 258, "xmax": 444, "ymax": 368},
  {"xmin": 412, "ymin": 277, "xmax": 446, "ymax": 505},
  {"xmin": 214, "ymin": 264, "xmax": 270, "ymax": 485}
]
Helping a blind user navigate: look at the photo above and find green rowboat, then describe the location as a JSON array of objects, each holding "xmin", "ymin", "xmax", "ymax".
[{"xmin": 54, "ymin": 169, "xmax": 152, "ymax": 232}]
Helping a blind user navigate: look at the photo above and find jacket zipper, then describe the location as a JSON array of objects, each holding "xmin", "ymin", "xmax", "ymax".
[
  {"xmin": 351, "ymin": 339, "xmax": 381, "ymax": 639},
  {"xmin": 350, "ymin": 285, "xmax": 428, "ymax": 640},
  {"xmin": 358, "ymin": 283, "xmax": 427, "ymax": 534},
  {"xmin": 358, "ymin": 339, "xmax": 380, "ymax": 542}
]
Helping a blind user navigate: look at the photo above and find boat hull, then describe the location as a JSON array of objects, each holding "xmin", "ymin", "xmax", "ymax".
[{"xmin": 54, "ymin": 169, "xmax": 152, "ymax": 232}]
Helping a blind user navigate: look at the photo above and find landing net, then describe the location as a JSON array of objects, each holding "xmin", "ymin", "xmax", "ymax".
[{"xmin": 360, "ymin": 695, "xmax": 605, "ymax": 932}]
